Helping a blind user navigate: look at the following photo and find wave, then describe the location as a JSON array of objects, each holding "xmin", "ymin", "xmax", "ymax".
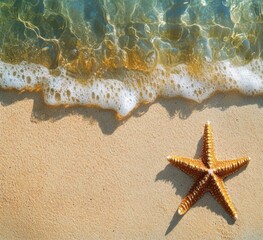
[
  {"xmin": 1, "ymin": 59, "xmax": 263, "ymax": 117},
  {"xmin": 1, "ymin": 0, "xmax": 263, "ymax": 116}
]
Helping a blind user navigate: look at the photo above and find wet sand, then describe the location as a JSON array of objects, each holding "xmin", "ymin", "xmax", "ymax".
[{"xmin": 0, "ymin": 90, "xmax": 263, "ymax": 239}]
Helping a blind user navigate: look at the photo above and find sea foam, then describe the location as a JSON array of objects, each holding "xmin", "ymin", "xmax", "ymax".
[
  {"xmin": 1, "ymin": 0, "xmax": 263, "ymax": 116},
  {"xmin": 1, "ymin": 59, "xmax": 263, "ymax": 117}
]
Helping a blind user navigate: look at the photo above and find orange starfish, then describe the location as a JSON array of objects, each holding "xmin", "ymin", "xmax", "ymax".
[{"xmin": 167, "ymin": 121, "xmax": 250, "ymax": 219}]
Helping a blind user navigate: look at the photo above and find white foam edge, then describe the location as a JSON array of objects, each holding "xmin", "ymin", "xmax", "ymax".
[{"xmin": 1, "ymin": 59, "xmax": 263, "ymax": 117}]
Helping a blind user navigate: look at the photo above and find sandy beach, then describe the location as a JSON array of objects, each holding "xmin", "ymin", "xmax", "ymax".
[{"xmin": 1, "ymin": 90, "xmax": 263, "ymax": 239}]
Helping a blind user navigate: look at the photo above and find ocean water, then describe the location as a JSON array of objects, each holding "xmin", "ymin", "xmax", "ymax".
[{"xmin": 0, "ymin": 0, "xmax": 263, "ymax": 117}]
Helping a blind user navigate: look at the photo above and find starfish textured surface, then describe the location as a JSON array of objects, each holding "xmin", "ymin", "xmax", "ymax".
[{"xmin": 167, "ymin": 122, "xmax": 250, "ymax": 220}]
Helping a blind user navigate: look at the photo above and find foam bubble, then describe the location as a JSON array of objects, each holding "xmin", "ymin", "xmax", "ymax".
[{"xmin": 1, "ymin": 59, "xmax": 263, "ymax": 117}]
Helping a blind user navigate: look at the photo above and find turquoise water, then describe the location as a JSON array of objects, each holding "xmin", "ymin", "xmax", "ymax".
[{"xmin": 0, "ymin": 0, "xmax": 263, "ymax": 116}]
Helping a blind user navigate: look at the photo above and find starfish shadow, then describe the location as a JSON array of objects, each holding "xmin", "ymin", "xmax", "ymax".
[
  {"xmin": 155, "ymin": 136, "xmax": 248, "ymax": 235},
  {"xmin": 155, "ymin": 163, "xmax": 191, "ymax": 235}
]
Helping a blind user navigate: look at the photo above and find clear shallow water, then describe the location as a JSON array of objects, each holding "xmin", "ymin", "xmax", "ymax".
[{"xmin": 0, "ymin": 0, "xmax": 263, "ymax": 117}]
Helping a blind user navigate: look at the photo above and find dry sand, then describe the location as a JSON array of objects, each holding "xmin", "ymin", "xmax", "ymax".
[{"xmin": 0, "ymin": 90, "xmax": 263, "ymax": 239}]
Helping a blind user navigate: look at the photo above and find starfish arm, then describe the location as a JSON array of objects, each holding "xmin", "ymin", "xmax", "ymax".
[
  {"xmin": 178, "ymin": 174, "xmax": 210, "ymax": 215},
  {"xmin": 167, "ymin": 156, "xmax": 207, "ymax": 178},
  {"xmin": 214, "ymin": 157, "xmax": 250, "ymax": 179},
  {"xmin": 202, "ymin": 121, "xmax": 216, "ymax": 168},
  {"xmin": 210, "ymin": 175, "xmax": 238, "ymax": 219}
]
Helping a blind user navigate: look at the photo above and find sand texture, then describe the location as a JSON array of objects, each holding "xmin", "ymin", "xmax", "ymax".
[{"xmin": 0, "ymin": 91, "xmax": 263, "ymax": 239}]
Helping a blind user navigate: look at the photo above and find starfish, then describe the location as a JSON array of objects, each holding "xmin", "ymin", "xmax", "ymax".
[{"xmin": 167, "ymin": 121, "xmax": 250, "ymax": 219}]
